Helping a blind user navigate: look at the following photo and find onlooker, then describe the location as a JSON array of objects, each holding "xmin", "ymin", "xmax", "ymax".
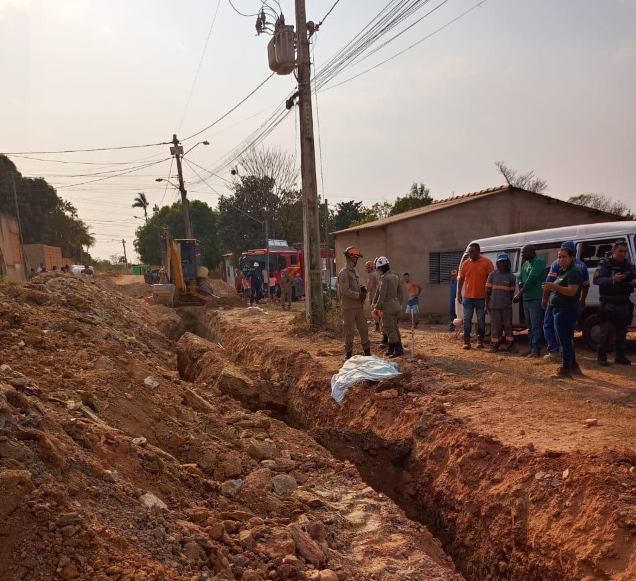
[
  {"xmin": 81, "ymin": 264, "xmax": 93, "ymax": 275},
  {"xmin": 449, "ymin": 269, "xmax": 458, "ymax": 331},
  {"xmin": 365, "ymin": 261, "xmax": 381, "ymax": 331},
  {"xmin": 485, "ymin": 253, "xmax": 516, "ymax": 352},
  {"xmin": 269, "ymin": 274, "xmax": 277, "ymax": 303},
  {"xmin": 593, "ymin": 238, "xmax": 636, "ymax": 366},
  {"xmin": 36, "ymin": 263, "xmax": 45, "ymax": 274},
  {"xmin": 403, "ymin": 273, "xmax": 422, "ymax": 328},
  {"xmin": 281, "ymin": 269, "xmax": 294, "ymax": 310},
  {"xmin": 249, "ymin": 263, "xmax": 263, "ymax": 305},
  {"xmin": 294, "ymin": 273, "xmax": 304, "ymax": 300},
  {"xmin": 235, "ymin": 269, "xmax": 244, "ymax": 296},
  {"xmin": 514, "ymin": 245, "xmax": 546, "ymax": 358},
  {"xmin": 27, "ymin": 268, "xmax": 37, "ymax": 280},
  {"xmin": 242, "ymin": 273, "xmax": 252, "ymax": 304},
  {"xmin": 52, "ymin": 265, "xmax": 57, "ymax": 271},
  {"xmin": 457, "ymin": 243, "xmax": 495, "ymax": 349},
  {"xmin": 543, "ymin": 247, "xmax": 584, "ymax": 379},
  {"xmin": 542, "ymin": 241, "xmax": 589, "ymax": 362}
]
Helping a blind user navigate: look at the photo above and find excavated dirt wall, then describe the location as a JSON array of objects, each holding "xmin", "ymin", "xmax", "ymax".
[{"xmin": 187, "ymin": 307, "xmax": 636, "ymax": 581}]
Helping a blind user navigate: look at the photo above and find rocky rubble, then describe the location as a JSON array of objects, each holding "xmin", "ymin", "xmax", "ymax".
[{"xmin": 0, "ymin": 274, "xmax": 463, "ymax": 581}]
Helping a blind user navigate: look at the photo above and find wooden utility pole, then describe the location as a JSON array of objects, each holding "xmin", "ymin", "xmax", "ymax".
[
  {"xmin": 121, "ymin": 239, "xmax": 128, "ymax": 272},
  {"xmin": 295, "ymin": 0, "xmax": 325, "ymax": 327},
  {"xmin": 171, "ymin": 134, "xmax": 193, "ymax": 239},
  {"xmin": 324, "ymin": 198, "xmax": 331, "ymax": 300}
]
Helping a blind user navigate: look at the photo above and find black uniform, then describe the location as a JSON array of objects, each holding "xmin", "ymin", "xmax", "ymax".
[{"xmin": 593, "ymin": 255, "xmax": 636, "ymax": 359}]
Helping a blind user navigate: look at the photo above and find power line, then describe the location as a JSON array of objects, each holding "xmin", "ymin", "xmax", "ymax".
[
  {"xmin": 178, "ymin": 0, "xmax": 223, "ymax": 133},
  {"xmin": 1, "ymin": 141, "xmax": 170, "ymax": 156},
  {"xmin": 54, "ymin": 158, "xmax": 171, "ymax": 189},
  {"xmin": 227, "ymin": 0, "xmax": 259, "ymax": 18},
  {"xmin": 317, "ymin": 0, "xmax": 342, "ymax": 28},
  {"xmin": 158, "ymin": 157, "xmax": 175, "ymax": 207}
]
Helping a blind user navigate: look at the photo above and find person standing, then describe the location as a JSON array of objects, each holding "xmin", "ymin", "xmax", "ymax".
[
  {"xmin": 249, "ymin": 263, "xmax": 263, "ymax": 305},
  {"xmin": 269, "ymin": 273, "xmax": 277, "ymax": 303},
  {"xmin": 365, "ymin": 261, "xmax": 381, "ymax": 331},
  {"xmin": 514, "ymin": 245, "xmax": 546, "ymax": 358},
  {"xmin": 457, "ymin": 243, "xmax": 494, "ymax": 349},
  {"xmin": 543, "ymin": 246, "xmax": 584, "ymax": 379},
  {"xmin": 403, "ymin": 273, "xmax": 422, "ymax": 328},
  {"xmin": 281, "ymin": 268, "xmax": 294, "ymax": 310},
  {"xmin": 81, "ymin": 264, "xmax": 93, "ymax": 275},
  {"xmin": 485, "ymin": 253, "xmax": 516, "ymax": 352},
  {"xmin": 593, "ymin": 238, "xmax": 636, "ymax": 366},
  {"xmin": 449, "ymin": 269, "xmax": 458, "ymax": 331},
  {"xmin": 337, "ymin": 247, "xmax": 371, "ymax": 360},
  {"xmin": 372, "ymin": 256, "xmax": 404, "ymax": 358},
  {"xmin": 242, "ymin": 272, "xmax": 252, "ymax": 305},
  {"xmin": 542, "ymin": 241, "xmax": 589, "ymax": 364},
  {"xmin": 235, "ymin": 269, "xmax": 244, "ymax": 296},
  {"xmin": 294, "ymin": 273, "xmax": 304, "ymax": 300}
]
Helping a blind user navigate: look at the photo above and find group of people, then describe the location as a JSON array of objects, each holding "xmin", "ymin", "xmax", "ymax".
[
  {"xmin": 337, "ymin": 246, "xmax": 422, "ymax": 360},
  {"xmin": 235, "ymin": 263, "xmax": 303, "ymax": 308},
  {"xmin": 457, "ymin": 238, "xmax": 635, "ymax": 379},
  {"xmin": 28, "ymin": 263, "xmax": 92, "ymax": 279}
]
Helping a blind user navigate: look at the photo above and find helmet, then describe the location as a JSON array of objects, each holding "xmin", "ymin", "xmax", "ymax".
[
  {"xmin": 344, "ymin": 246, "xmax": 363, "ymax": 259},
  {"xmin": 375, "ymin": 256, "xmax": 389, "ymax": 268},
  {"xmin": 253, "ymin": 262, "xmax": 259, "ymax": 267},
  {"xmin": 365, "ymin": 261, "xmax": 374, "ymax": 269}
]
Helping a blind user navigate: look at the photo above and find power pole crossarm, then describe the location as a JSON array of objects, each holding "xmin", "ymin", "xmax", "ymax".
[
  {"xmin": 171, "ymin": 134, "xmax": 193, "ymax": 239},
  {"xmin": 295, "ymin": 0, "xmax": 325, "ymax": 328}
]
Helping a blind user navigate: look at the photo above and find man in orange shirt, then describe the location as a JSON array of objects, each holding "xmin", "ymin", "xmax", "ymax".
[{"xmin": 457, "ymin": 242, "xmax": 495, "ymax": 349}]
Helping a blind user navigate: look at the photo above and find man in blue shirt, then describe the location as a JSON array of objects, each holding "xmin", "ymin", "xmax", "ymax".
[
  {"xmin": 541, "ymin": 241, "xmax": 589, "ymax": 368},
  {"xmin": 449, "ymin": 269, "xmax": 458, "ymax": 331}
]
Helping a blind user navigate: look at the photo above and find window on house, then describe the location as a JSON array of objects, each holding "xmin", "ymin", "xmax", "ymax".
[{"xmin": 429, "ymin": 251, "xmax": 464, "ymax": 284}]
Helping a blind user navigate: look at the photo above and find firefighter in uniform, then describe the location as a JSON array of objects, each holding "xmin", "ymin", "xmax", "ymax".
[
  {"xmin": 372, "ymin": 256, "xmax": 404, "ymax": 358},
  {"xmin": 338, "ymin": 246, "xmax": 371, "ymax": 360},
  {"xmin": 593, "ymin": 238, "xmax": 636, "ymax": 366},
  {"xmin": 281, "ymin": 268, "xmax": 294, "ymax": 310},
  {"xmin": 365, "ymin": 260, "xmax": 381, "ymax": 332}
]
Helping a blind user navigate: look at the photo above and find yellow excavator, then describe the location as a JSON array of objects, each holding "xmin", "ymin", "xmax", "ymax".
[{"xmin": 152, "ymin": 229, "xmax": 213, "ymax": 306}]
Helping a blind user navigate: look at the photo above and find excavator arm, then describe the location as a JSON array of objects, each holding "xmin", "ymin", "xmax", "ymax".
[{"xmin": 163, "ymin": 230, "xmax": 186, "ymax": 292}]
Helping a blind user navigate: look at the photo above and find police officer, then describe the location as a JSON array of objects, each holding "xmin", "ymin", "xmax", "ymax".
[
  {"xmin": 372, "ymin": 256, "xmax": 404, "ymax": 358},
  {"xmin": 337, "ymin": 246, "xmax": 371, "ymax": 360},
  {"xmin": 280, "ymin": 268, "xmax": 294, "ymax": 310},
  {"xmin": 593, "ymin": 238, "xmax": 636, "ymax": 366}
]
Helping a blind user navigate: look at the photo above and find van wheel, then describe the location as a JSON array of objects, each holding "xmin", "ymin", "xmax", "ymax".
[{"xmin": 581, "ymin": 314, "xmax": 611, "ymax": 352}]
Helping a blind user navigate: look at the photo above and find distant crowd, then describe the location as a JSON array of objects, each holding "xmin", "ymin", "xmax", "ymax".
[{"xmin": 27, "ymin": 263, "xmax": 93, "ymax": 279}]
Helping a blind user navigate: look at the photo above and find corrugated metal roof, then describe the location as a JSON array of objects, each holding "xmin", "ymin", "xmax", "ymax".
[{"xmin": 333, "ymin": 186, "xmax": 512, "ymax": 235}]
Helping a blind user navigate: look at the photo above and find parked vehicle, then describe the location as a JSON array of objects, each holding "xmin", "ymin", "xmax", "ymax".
[{"xmin": 455, "ymin": 221, "xmax": 636, "ymax": 350}]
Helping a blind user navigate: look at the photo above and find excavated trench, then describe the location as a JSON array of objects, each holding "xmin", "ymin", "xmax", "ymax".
[{"xmin": 173, "ymin": 305, "xmax": 636, "ymax": 581}]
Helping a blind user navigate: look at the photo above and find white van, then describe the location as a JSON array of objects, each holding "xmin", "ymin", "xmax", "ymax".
[{"xmin": 456, "ymin": 221, "xmax": 636, "ymax": 350}]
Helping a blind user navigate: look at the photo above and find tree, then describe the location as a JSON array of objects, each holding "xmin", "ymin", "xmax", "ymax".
[
  {"xmin": 351, "ymin": 201, "xmax": 393, "ymax": 227},
  {"xmin": 134, "ymin": 200, "xmax": 221, "ymax": 268},
  {"xmin": 495, "ymin": 161, "xmax": 548, "ymax": 194},
  {"xmin": 132, "ymin": 192, "xmax": 149, "ymax": 222},
  {"xmin": 334, "ymin": 201, "xmax": 366, "ymax": 231},
  {"xmin": 567, "ymin": 193, "xmax": 634, "ymax": 218},
  {"xmin": 390, "ymin": 182, "xmax": 433, "ymax": 216},
  {"xmin": 237, "ymin": 147, "xmax": 298, "ymax": 194}
]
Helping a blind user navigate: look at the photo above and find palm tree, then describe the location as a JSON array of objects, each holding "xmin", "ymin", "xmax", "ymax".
[{"xmin": 132, "ymin": 192, "xmax": 149, "ymax": 222}]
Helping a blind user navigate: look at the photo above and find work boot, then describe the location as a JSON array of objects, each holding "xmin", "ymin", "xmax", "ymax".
[
  {"xmin": 390, "ymin": 342, "xmax": 404, "ymax": 358},
  {"xmin": 543, "ymin": 351, "xmax": 560, "ymax": 361},
  {"xmin": 615, "ymin": 351, "xmax": 632, "ymax": 365},
  {"xmin": 490, "ymin": 342, "xmax": 500, "ymax": 353},
  {"xmin": 572, "ymin": 362, "xmax": 584, "ymax": 376},
  {"xmin": 364, "ymin": 348, "xmax": 371, "ymax": 357},
  {"xmin": 380, "ymin": 334, "xmax": 389, "ymax": 347},
  {"xmin": 463, "ymin": 337, "xmax": 471, "ymax": 350},
  {"xmin": 550, "ymin": 366, "xmax": 573, "ymax": 380},
  {"xmin": 597, "ymin": 351, "xmax": 610, "ymax": 367},
  {"xmin": 345, "ymin": 351, "xmax": 352, "ymax": 361},
  {"xmin": 385, "ymin": 343, "xmax": 395, "ymax": 357},
  {"xmin": 476, "ymin": 337, "xmax": 485, "ymax": 349}
]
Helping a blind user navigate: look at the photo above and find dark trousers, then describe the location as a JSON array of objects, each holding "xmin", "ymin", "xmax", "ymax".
[
  {"xmin": 553, "ymin": 305, "xmax": 581, "ymax": 369},
  {"xmin": 599, "ymin": 301, "xmax": 633, "ymax": 354},
  {"xmin": 250, "ymin": 286, "xmax": 262, "ymax": 305}
]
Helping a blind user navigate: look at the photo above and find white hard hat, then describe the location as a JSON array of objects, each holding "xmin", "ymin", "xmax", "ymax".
[
  {"xmin": 253, "ymin": 262, "xmax": 259, "ymax": 267},
  {"xmin": 375, "ymin": 256, "xmax": 389, "ymax": 268}
]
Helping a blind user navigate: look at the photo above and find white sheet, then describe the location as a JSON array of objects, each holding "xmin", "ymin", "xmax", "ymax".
[{"xmin": 331, "ymin": 355, "xmax": 400, "ymax": 405}]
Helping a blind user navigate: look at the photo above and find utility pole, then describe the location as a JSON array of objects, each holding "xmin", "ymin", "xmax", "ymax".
[
  {"xmin": 295, "ymin": 0, "xmax": 325, "ymax": 327},
  {"xmin": 324, "ymin": 198, "xmax": 331, "ymax": 301},
  {"xmin": 171, "ymin": 134, "xmax": 193, "ymax": 239},
  {"xmin": 121, "ymin": 239, "xmax": 128, "ymax": 272},
  {"xmin": 11, "ymin": 174, "xmax": 27, "ymax": 277},
  {"xmin": 265, "ymin": 220, "xmax": 270, "ymax": 292}
]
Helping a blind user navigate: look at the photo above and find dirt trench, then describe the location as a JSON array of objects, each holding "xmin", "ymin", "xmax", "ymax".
[{"xmin": 176, "ymin": 306, "xmax": 636, "ymax": 581}]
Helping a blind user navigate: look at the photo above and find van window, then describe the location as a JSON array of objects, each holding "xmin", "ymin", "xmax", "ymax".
[{"xmin": 578, "ymin": 239, "xmax": 631, "ymax": 268}]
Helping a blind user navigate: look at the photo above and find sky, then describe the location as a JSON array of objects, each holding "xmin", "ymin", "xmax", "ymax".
[{"xmin": 1, "ymin": 0, "xmax": 635, "ymax": 261}]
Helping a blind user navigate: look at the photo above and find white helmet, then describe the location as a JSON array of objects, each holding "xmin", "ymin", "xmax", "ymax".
[
  {"xmin": 375, "ymin": 256, "xmax": 389, "ymax": 268},
  {"xmin": 253, "ymin": 262, "xmax": 259, "ymax": 267}
]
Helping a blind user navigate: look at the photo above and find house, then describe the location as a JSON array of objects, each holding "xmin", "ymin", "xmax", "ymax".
[
  {"xmin": 0, "ymin": 212, "xmax": 26, "ymax": 283},
  {"xmin": 332, "ymin": 186, "xmax": 621, "ymax": 315}
]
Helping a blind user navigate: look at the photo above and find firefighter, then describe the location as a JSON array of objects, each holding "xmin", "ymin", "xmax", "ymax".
[
  {"xmin": 365, "ymin": 260, "xmax": 381, "ymax": 332},
  {"xmin": 281, "ymin": 268, "xmax": 294, "ymax": 310},
  {"xmin": 593, "ymin": 238, "xmax": 636, "ymax": 366},
  {"xmin": 372, "ymin": 256, "xmax": 404, "ymax": 358},
  {"xmin": 337, "ymin": 246, "xmax": 371, "ymax": 360}
]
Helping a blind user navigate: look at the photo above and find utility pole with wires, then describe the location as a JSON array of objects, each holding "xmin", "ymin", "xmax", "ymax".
[
  {"xmin": 121, "ymin": 239, "xmax": 128, "ymax": 272},
  {"xmin": 170, "ymin": 134, "xmax": 193, "ymax": 239},
  {"xmin": 10, "ymin": 174, "xmax": 27, "ymax": 276}
]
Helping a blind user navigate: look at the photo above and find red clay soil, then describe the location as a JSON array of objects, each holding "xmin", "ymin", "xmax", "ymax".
[
  {"xmin": 193, "ymin": 306, "xmax": 636, "ymax": 581},
  {"xmin": 0, "ymin": 274, "xmax": 462, "ymax": 581}
]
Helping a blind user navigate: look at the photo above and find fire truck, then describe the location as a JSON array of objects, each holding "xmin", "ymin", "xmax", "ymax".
[{"xmin": 238, "ymin": 240, "xmax": 335, "ymax": 295}]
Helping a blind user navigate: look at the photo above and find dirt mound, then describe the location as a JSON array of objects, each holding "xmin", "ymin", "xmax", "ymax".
[{"xmin": 0, "ymin": 275, "xmax": 462, "ymax": 581}]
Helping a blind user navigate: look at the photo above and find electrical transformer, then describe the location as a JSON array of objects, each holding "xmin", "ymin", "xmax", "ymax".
[{"xmin": 268, "ymin": 25, "xmax": 296, "ymax": 75}]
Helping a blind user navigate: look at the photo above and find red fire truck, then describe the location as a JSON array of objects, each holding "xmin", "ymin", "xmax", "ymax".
[{"xmin": 238, "ymin": 240, "xmax": 335, "ymax": 293}]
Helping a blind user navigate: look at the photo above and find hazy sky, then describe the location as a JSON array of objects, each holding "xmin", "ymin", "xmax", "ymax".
[{"xmin": 1, "ymin": 0, "xmax": 635, "ymax": 261}]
